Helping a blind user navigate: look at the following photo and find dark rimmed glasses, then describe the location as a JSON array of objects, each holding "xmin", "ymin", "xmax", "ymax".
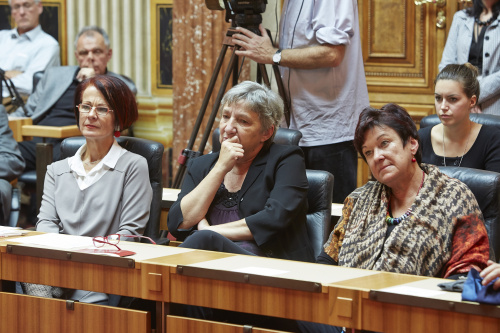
[
  {"xmin": 77, "ymin": 103, "xmax": 114, "ymax": 116},
  {"xmin": 93, "ymin": 234, "xmax": 156, "ymax": 250}
]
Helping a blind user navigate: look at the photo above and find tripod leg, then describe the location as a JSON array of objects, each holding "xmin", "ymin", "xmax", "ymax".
[
  {"xmin": 197, "ymin": 46, "xmax": 240, "ymax": 162},
  {"xmin": 172, "ymin": 43, "xmax": 230, "ymax": 188},
  {"xmin": 257, "ymin": 63, "xmax": 271, "ymax": 88}
]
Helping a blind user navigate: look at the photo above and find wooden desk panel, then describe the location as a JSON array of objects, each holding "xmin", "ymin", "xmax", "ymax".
[
  {"xmin": 361, "ymin": 298, "xmax": 500, "ymax": 333},
  {"xmin": 1, "ymin": 254, "xmax": 144, "ymax": 298},
  {"xmin": 0, "ymin": 292, "xmax": 150, "ymax": 333},
  {"xmin": 167, "ymin": 315, "xmax": 293, "ymax": 333},
  {"xmin": 21, "ymin": 124, "xmax": 80, "ymax": 138}
]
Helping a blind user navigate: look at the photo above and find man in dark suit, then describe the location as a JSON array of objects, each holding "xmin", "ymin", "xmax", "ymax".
[{"xmin": 9, "ymin": 25, "xmax": 136, "ymax": 170}]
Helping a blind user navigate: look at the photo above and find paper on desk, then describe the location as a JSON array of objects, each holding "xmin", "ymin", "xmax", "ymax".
[
  {"xmin": 7, "ymin": 233, "xmax": 93, "ymax": 249},
  {"xmin": 232, "ymin": 266, "xmax": 288, "ymax": 277},
  {"xmin": 379, "ymin": 285, "xmax": 447, "ymax": 298},
  {"xmin": 0, "ymin": 226, "xmax": 28, "ymax": 237}
]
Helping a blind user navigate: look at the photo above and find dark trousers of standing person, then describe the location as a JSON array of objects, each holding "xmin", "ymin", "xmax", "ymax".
[{"xmin": 301, "ymin": 140, "xmax": 357, "ymax": 204}]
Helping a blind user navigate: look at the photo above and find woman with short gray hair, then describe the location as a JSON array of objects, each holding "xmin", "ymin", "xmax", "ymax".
[{"xmin": 168, "ymin": 81, "xmax": 313, "ymax": 262}]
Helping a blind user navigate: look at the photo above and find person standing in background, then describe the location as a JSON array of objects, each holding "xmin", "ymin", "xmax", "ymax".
[
  {"xmin": 232, "ymin": 0, "xmax": 370, "ymax": 203},
  {"xmin": 0, "ymin": 0, "xmax": 60, "ymax": 98},
  {"xmin": 439, "ymin": 0, "xmax": 500, "ymax": 114}
]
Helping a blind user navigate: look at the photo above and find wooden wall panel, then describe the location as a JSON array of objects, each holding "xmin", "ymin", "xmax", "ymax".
[{"xmin": 361, "ymin": 0, "xmax": 432, "ymax": 92}]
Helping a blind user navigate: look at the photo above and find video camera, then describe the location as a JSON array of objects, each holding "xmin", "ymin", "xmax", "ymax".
[{"xmin": 205, "ymin": 0, "xmax": 267, "ymax": 35}]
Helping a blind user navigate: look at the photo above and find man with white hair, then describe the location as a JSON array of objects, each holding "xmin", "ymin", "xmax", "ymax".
[
  {"xmin": 0, "ymin": 0, "xmax": 60, "ymax": 98},
  {"xmin": 10, "ymin": 25, "xmax": 136, "ymax": 170}
]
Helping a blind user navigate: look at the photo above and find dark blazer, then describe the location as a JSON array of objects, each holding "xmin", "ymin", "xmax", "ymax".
[{"xmin": 168, "ymin": 143, "xmax": 314, "ymax": 262}]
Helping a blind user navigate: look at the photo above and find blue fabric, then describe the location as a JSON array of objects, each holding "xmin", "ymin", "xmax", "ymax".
[{"xmin": 462, "ymin": 268, "xmax": 500, "ymax": 304}]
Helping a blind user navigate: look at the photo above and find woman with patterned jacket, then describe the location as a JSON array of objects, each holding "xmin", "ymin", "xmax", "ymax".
[{"xmin": 296, "ymin": 104, "xmax": 490, "ymax": 333}]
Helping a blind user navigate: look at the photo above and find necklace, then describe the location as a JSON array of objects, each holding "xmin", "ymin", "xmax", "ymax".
[
  {"xmin": 475, "ymin": 16, "xmax": 496, "ymax": 26},
  {"xmin": 385, "ymin": 170, "xmax": 425, "ymax": 226},
  {"xmin": 442, "ymin": 122, "xmax": 471, "ymax": 167}
]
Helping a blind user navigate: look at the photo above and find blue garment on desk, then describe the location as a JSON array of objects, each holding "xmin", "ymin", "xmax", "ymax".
[{"xmin": 462, "ymin": 268, "xmax": 500, "ymax": 304}]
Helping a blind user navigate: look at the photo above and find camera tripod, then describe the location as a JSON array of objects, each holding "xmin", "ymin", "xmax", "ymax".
[{"xmin": 172, "ymin": 27, "xmax": 290, "ymax": 188}]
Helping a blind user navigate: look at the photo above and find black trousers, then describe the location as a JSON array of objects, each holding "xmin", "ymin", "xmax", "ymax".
[
  {"xmin": 18, "ymin": 137, "xmax": 64, "ymax": 172},
  {"xmin": 301, "ymin": 140, "xmax": 357, "ymax": 204},
  {"xmin": 179, "ymin": 229, "xmax": 257, "ymax": 256}
]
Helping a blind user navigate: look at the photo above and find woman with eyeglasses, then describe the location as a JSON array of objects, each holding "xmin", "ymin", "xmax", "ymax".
[{"xmin": 24, "ymin": 75, "xmax": 152, "ymax": 304}]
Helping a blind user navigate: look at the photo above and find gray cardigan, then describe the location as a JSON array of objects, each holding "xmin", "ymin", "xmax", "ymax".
[
  {"xmin": 36, "ymin": 150, "xmax": 152, "ymax": 237},
  {"xmin": 439, "ymin": 10, "xmax": 500, "ymax": 115}
]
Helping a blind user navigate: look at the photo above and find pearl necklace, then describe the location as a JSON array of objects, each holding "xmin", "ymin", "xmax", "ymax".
[
  {"xmin": 385, "ymin": 170, "xmax": 425, "ymax": 226},
  {"xmin": 442, "ymin": 122, "xmax": 471, "ymax": 167}
]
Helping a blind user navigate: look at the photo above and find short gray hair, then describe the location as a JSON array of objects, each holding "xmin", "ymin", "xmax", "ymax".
[
  {"xmin": 220, "ymin": 81, "xmax": 284, "ymax": 146},
  {"xmin": 74, "ymin": 25, "xmax": 110, "ymax": 49},
  {"xmin": 9, "ymin": 0, "xmax": 41, "ymax": 5}
]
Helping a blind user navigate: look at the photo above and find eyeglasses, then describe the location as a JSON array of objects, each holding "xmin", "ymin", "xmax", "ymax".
[
  {"xmin": 77, "ymin": 49, "xmax": 105, "ymax": 57},
  {"xmin": 77, "ymin": 103, "xmax": 114, "ymax": 116},
  {"xmin": 11, "ymin": 1, "xmax": 35, "ymax": 11},
  {"xmin": 93, "ymin": 234, "xmax": 156, "ymax": 250}
]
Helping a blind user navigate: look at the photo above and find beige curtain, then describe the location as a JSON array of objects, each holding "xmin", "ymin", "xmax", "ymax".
[{"xmin": 172, "ymin": 0, "xmax": 250, "ymax": 180}]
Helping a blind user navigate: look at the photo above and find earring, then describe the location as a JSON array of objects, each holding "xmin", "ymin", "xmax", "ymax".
[
  {"xmin": 411, "ymin": 157, "xmax": 416, "ymax": 163},
  {"xmin": 114, "ymin": 126, "xmax": 121, "ymax": 137}
]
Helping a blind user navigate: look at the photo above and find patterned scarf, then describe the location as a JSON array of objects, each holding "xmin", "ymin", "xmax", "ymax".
[{"xmin": 324, "ymin": 164, "xmax": 487, "ymax": 277}]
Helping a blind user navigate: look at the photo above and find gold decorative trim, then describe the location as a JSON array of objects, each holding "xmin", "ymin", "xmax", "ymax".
[{"xmin": 150, "ymin": 0, "xmax": 173, "ymax": 96}]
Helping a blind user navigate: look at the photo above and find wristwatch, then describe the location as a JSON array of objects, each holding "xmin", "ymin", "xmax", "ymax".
[{"xmin": 273, "ymin": 49, "xmax": 282, "ymax": 65}]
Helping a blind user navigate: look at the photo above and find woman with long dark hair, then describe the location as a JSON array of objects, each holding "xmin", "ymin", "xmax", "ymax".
[{"xmin": 440, "ymin": 0, "xmax": 500, "ymax": 114}]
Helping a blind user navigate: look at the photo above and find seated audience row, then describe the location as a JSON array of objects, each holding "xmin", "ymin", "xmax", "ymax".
[{"xmin": 8, "ymin": 75, "xmax": 500, "ymax": 329}]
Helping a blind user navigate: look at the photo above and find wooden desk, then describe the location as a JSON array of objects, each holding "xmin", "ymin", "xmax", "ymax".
[
  {"xmin": 1, "ymin": 232, "xmax": 499, "ymax": 332},
  {"xmin": 8, "ymin": 117, "xmax": 33, "ymax": 142},
  {"xmin": 20, "ymin": 124, "xmax": 81, "ymax": 139},
  {"xmin": 166, "ymin": 254, "xmax": 500, "ymax": 332},
  {"xmin": 0, "ymin": 232, "xmax": 193, "ymax": 332}
]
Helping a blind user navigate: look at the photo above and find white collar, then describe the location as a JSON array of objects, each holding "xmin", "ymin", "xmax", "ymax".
[
  {"xmin": 12, "ymin": 25, "xmax": 42, "ymax": 41},
  {"xmin": 68, "ymin": 139, "xmax": 125, "ymax": 176}
]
